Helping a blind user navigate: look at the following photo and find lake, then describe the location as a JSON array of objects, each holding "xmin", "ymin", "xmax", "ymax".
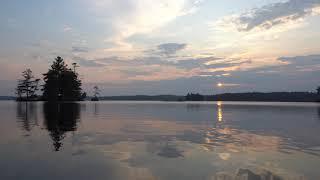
[{"xmin": 1, "ymin": 101, "xmax": 320, "ymax": 180}]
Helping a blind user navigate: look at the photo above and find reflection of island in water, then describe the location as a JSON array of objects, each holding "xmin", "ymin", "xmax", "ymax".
[
  {"xmin": 16, "ymin": 102, "xmax": 38, "ymax": 134},
  {"xmin": 43, "ymin": 103, "xmax": 80, "ymax": 151}
]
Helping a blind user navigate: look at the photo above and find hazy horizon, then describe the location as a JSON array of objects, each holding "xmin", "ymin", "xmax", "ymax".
[{"xmin": 1, "ymin": 0, "xmax": 320, "ymax": 96}]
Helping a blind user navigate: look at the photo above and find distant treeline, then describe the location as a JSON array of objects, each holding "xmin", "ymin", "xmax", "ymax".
[
  {"xmin": 187, "ymin": 92, "xmax": 320, "ymax": 102},
  {"xmin": 3, "ymin": 92, "xmax": 320, "ymax": 102},
  {"xmin": 100, "ymin": 95, "xmax": 184, "ymax": 101},
  {"xmin": 0, "ymin": 96, "xmax": 16, "ymax": 100},
  {"xmin": 98, "ymin": 92, "xmax": 320, "ymax": 102}
]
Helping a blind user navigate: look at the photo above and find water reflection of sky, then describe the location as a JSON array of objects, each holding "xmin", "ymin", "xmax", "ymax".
[{"xmin": 0, "ymin": 101, "xmax": 320, "ymax": 179}]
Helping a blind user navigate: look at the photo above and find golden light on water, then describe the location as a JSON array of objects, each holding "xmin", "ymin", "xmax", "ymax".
[{"xmin": 217, "ymin": 101, "xmax": 223, "ymax": 122}]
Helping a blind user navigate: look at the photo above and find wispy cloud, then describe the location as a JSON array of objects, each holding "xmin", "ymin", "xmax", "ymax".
[
  {"xmin": 215, "ymin": 0, "xmax": 320, "ymax": 32},
  {"xmin": 63, "ymin": 25, "xmax": 73, "ymax": 32},
  {"xmin": 88, "ymin": 0, "xmax": 202, "ymax": 51},
  {"xmin": 157, "ymin": 43, "xmax": 187, "ymax": 57},
  {"xmin": 278, "ymin": 54, "xmax": 320, "ymax": 72},
  {"xmin": 279, "ymin": 54, "xmax": 320, "ymax": 65},
  {"xmin": 72, "ymin": 46, "xmax": 89, "ymax": 53},
  {"xmin": 73, "ymin": 57, "xmax": 104, "ymax": 67},
  {"xmin": 73, "ymin": 51, "xmax": 290, "ymax": 82}
]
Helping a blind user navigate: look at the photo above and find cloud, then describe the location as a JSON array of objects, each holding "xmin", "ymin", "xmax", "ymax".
[
  {"xmin": 73, "ymin": 57, "xmax": 104, "ymax": 67},
  {"xmin": 157, "ymin": 43, "xmax": 187, "ymax": 56},
  {"xmin": 171, "ymin": 57, "xmax": 219, "ymax": 69},
  {"xmin": 88, "ymin": 0, "xmax": 202, "ymax": 50},
  {"xmin": 71, "ymin": 54, "xmax": 215, "ymax": 81},
  {"xmin": 94, "ymin": 54, "xmax": 222, "ymax": 70},
  {"xmin": 119, "ymin": 69, "xmax": 155, "ymax": 77},
  {"xmin": 6, "ymin": 18, "xmax": 19, "ymax": 29},
  {"xmin": 277, "ymin": 54, "xmax": 320, "ymax": 72},
  {"xmin": 215, "ymin": 0, "xmax": 320, "ymax": 32},
  {"xmin": 279, "ymin": 54, "xmax": 320, "ymax": 65},
  {"xmin": 72, "ymin": 41, "xmax": 316, "ymax": 83},
  {"xmin": 72, "ymin": 46, "xmax": 89, "ymax": 53},
  {"xmin": 73, "ymin": 52, "xmax": 320, "ymax": 93},
  {"xmin": 205, "ymin": 59, "xmax": 253, "ymax": 69},
  {"xmin": 63, "ymin": 25, "xmax": 73, "ymax": 32},
  {"xmin": 73, "ymin": 53, "xmax": 277, "ymax": 82}
]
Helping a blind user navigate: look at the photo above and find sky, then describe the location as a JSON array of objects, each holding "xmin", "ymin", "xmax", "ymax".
[{"xmin": 1, "ymin": 0, "xmax": 320, "ymax": 96}]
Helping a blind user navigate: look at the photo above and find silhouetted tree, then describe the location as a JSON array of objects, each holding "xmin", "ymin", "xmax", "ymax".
[
  {"xmin": 81, "ymin": 92, "xmax": 87, "ymax": 100},
  {"xmin": 91, "ymin": 85, "xmax": 100, "ymax": 101},
  {"xmin": 16, "ymin": 69, "xmax": 40, "ymax": 101},
  {"xmin": 72, "ymin": 62, "xmax": 79, "ymax": 73},
  {"xmin": 42, "ymin": 56, "xmax": 84, "ymax": 101},
  {"xmin": 316, "ymin": 87, "xmax": 320, "ymax": 102}
]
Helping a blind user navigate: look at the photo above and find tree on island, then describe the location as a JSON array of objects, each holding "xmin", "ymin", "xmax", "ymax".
[
  {"xmin": 316, "ymin": 86, "xmax": 320, "ymax": 102},
  {"xmin": 91, "ymin": 85, "xmax": 100, "ymax": 101},
  {"xmin": 16, "ymin": 69, "xmax": 40, "ymax": 101},
  {"xmin": 42, "ymin": 56, "xmax": 85, "ymax": 101}
]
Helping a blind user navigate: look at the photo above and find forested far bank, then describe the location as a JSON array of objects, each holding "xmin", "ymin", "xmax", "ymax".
[
  {"xmin": 99, "ymin": 92, "xmax": 320, "ymax": 102},
  {"xmin": 4, "ymin": 92, "xmax": 320, "ymax": 102}
]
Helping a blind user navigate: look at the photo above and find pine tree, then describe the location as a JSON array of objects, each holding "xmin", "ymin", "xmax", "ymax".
[
  {"xmin": 42, "ymin": 56, "xmax": 84, "ymax": 101},
  {"xmin": 91, "ymin": 86, "xmax": 100, "ymax": 101},
  {"xmin": 16, "ymin": 69, "xmax": 40, "ymax": 101}
]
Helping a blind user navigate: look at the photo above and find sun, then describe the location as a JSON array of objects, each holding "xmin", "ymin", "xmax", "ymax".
[{"xmin": 217, "ymin": 83, "xmax": 223, "ymax": 87}]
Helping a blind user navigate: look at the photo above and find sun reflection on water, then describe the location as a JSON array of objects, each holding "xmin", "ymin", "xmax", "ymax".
[{"xmin": 217, "ymin": 101, "xmax": 223, "ymax": 122}]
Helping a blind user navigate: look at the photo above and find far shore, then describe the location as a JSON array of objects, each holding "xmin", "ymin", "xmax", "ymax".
[{"xmin": 2, "ymin": 91, "xmax": 320, "ymax": 102}]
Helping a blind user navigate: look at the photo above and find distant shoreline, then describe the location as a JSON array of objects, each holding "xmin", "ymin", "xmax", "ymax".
[{"xmin": 2, "ymin": 92, "xmax": 319, "ymax": 102}]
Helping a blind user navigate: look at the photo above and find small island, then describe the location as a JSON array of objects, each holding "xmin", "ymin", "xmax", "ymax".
[{"xmin": 16, "ymin": 56, "xmax": 87, "ymax": 102}]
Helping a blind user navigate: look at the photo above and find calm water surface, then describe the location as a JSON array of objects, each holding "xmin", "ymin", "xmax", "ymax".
[{"xmin": 1, "ymin": 101, "xmax": 320, "ymax": 180}]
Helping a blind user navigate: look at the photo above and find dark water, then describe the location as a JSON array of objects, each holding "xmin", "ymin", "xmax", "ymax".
[{"xmin": 1, "ymin": 101, "xmax": 320, "ymax": 180}]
